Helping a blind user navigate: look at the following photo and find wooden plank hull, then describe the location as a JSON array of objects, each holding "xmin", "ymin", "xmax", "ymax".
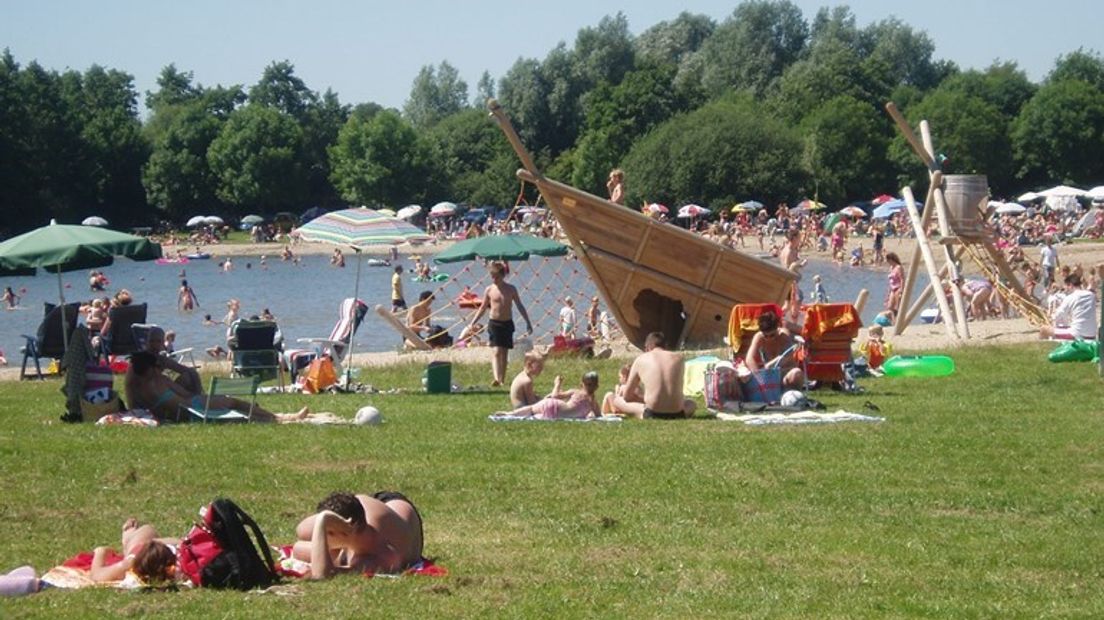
[
  {"xmin": 488, "ymin": 98, "xmax": 797, "ymax": 351},
  {"xmin": 518, "ymin": 170, "xmax": 797, "ymax": 350}
]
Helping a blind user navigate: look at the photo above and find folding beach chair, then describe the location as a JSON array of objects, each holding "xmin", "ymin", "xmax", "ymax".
[
  {"xmin": 727, "ymin": 303, "xmax": 785, "ymax": 361},
  {"xmin": 287, "ymin": 298, "xmax": 368, "ymax": 380},
  {"xmin": 228, "ymin": 319, "xmax": 285, "ymax": 389},
  {"xmin": 799, "ymin": 303, "xmax": 863, "ymax": 386},
  {"xmin": 20, "ymin": 302, "xmax": 81, "ymax": 380},
  {"xmin": 183, "ymin": 376, "xmax": 261, "ymax": 423},
  {"xmin": 99, "ymin": 303, "xmax": 148, "ymax": 359},
  {"xmin": 131, "ymin": 323, "xmax": 197, "ymax": 368}
]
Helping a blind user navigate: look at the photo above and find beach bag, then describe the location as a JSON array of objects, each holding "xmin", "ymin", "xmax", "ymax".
[
  {"xmin": 704, "ymin": 365, "xmax": 741, "ymax": 410},
  {"xmin": 742, "ymin": 367, "xmax": 782, "ymax": 404},
  {"xmin": 302, "ymin": 357, "xmax": 337, "ymax": 393},
  {"xmin": 177, "ymin": 498, "xmax": 278, "ymax": 590},
  {"xmin": 79, "ymin": 392, "xmax": 122, "ymax": 421}
]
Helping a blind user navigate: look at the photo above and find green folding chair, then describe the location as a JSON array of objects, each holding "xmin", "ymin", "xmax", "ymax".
[{"xmin": 183, "ymin": 376, "xmax": 261, "ymax": 423}]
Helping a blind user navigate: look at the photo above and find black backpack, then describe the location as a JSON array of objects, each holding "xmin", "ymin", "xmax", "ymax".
[{"xmin": 177, "ymin": 498, "xmax": 279, "ymax": 590}]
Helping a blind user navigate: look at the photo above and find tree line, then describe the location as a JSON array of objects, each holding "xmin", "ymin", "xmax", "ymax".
[{"xmin": 1, "ymin": 1, "xmax": 1103, "ymax": 236}]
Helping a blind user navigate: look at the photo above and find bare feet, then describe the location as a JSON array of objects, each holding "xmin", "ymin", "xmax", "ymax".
[{"xmin": 490, "ymin": 380, "xmax": 502, "ymax": 387}]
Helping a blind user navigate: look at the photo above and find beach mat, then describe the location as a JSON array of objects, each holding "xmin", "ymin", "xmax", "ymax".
[
  {"xmin": 714, "ymin": 410, "xmax": 884, "ymax": 425},
  {"xmin": 488, "ymin": 414, "xmax": 623, "ymax": 423}
]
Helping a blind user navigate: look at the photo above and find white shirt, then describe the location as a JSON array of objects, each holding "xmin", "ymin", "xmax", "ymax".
[
  {"xmin": 559, "ymin": 307, "xmax": 576, "ymax": 333},
  {"xmin": 1054, "ymin": 288, "xmax": 1097, "ymax": 339},
  {"xmin": 1040, "ymin": 245, "xmax": 1058, "ymax": 268}
]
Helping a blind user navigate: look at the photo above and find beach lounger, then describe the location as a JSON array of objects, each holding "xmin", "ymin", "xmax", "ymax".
[
  {"xmin": 20, "ymin": 302, "xmax": 81, "ymax": 380},
  {"xmin": 184, "ymin": 376, "xmax": 260, "ymax": 423},
  {"xmin": 727, "ymin": 303, "xmax": 785, "ymax": 361},
  {"xmin": 286, "ymin": 298, "xmax": 368, "ymax": 380}
]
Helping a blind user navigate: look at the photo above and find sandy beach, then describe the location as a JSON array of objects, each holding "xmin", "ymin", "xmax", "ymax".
[{"xmin": 4, "ymin": 234, "xmax": 1090, "ymax": 382}]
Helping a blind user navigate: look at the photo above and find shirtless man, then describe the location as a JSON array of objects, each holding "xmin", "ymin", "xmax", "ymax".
[
  {"xmin": 612, "ymin": 332, "xmax": 697, "ymax": 419},
  {"xmin": 143, "ymin": 325, "xmax": 203, "ymax": 395},
  {"xmin": 468, "ymin": 261, "xmax": 533, "ymax": 386},
  {"xmin": 509, "ymin": 351, "xmax": 545, "ymax": 408},
  {"xmin": 779, "ymin": 229, "xmax": 801, "ymax": 271},
  {"xmin": 293, "ymin": 491, "xmax": 424, "ymax": 578},
  {"xmin": 405, "ymin": 291, "xmax": 433, "ymax": 347}
]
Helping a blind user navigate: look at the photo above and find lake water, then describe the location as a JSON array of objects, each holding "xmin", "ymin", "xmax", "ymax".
[{"xmin": 0, "ymin": 253, "xmax": 889, "ymax": 357}]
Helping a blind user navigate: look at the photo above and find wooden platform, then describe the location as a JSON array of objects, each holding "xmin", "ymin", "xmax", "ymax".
[{"xmin": 488, "ymin": 99, "xmax": 797, "ymax": 350}]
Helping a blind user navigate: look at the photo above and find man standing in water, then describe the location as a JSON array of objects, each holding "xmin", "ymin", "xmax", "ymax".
[{"xmin": 469, "ymin": 261, "xmax": 533, "ymax": 386}]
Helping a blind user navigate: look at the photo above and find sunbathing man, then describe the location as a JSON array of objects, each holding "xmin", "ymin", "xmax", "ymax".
[
  {"xmin": 124, "ymin": 351, "xmax": 309, "ymax": 423},
  {"xmin": 143, "ymin": 326, "xmax": 203, "ymax": 395},
  {"xmin": 468, "ymin": 261, "xmax": 533, "ymax": 386},
  {"xmin": 405, "ymin": 291, "xmax": 433, "ymax": 347},
  {"xmin": 611, "ymin": 331, "xmax": 697, "ymax": 419},
  {"xmin": 293, "ymin": 491, "xmax": 424, "ymax": 578}
]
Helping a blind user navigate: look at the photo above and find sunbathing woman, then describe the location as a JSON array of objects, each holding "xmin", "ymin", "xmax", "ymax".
[
  {"xmin": 125, "ymin": 351, "xmax": 309, "ymax": 423},
  {"xmin": 499, "ymin": 371, "xmax": 600, "ymax": 419},
  {"xmin": 90, "ymin": 518, "xmax": 179, "ymax": 585}
]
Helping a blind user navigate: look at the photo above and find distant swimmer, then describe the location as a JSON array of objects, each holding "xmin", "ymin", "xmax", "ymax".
[{"xmin": 178, "ymin": 279, "xmax": 199, "ymax": 311}]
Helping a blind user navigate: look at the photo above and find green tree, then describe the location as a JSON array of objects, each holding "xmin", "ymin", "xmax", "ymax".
[
  {"xmin": 799, "ymin": 95, "xmax": 889, "ymax": 204},
  {"xmin": 145, "ymin": 64, "xmax": 201, "ymax": 112},
  {"xmin": 1012, "ymin": 79, "xmax": 1104, "ymax": 186},
  {"xmin": 572, "ymin": 64, "xmax": 687, "ymax": 193},
  {"xmin": 143, "ymin": 102, "xmax": 225, "ymax": 219},
  {"xmin": 403, "ymin": 61, "xmax": 468, "ymax": 129},
  {"xmin": 940, "ymin": 62, "xmax": 1036, "ymax": 120},
  {"xmin": 496, "ymin": 57, "xmax": 550, "ymax": 150},
  {"xmin": 621, "ymin": 94, "xmax": 806, "ymax": 208},
  {"xmin": 426, "ymin": 109, "xmax": 516, "ymax": 206},
  {"xmin": 328, "ymin": 110, "xmax": 434, "ymax": 206},
  {"xmin": 473, "ymin": 71, "xmax": 495, "ymax": 107},
  {"xmin": 207, "ymin": 104, "xmax": 305, "ymax": 212},
  {"xmin": 248, "ymin": 60, "xmax": 317, "ymax": 121},
  {"xmin": 890, "ymin": 88, "xmax": 1013, "ymax": 192},
  {"xmin": 1046, "ymin": 49, "xmax": 1104, "ymax": 90},
  {"xmin": 696, "ymin": 0, "xmax": 809, "ymax": 97},
  {"xmin": 635, "ymin": 11, "xmax": 715, "ymax": 68},
  {"xmin": 860, "ymin": 18, "xmax": 947, "ymax": 91}
]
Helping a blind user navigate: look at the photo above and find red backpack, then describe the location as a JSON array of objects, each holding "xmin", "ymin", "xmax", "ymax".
[{"xmin": 177, "ymin": 498, "xmax": 279, "ymax": 590}]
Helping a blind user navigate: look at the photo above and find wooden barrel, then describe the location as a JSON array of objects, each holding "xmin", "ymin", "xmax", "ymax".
[{"xmin": 943, "ymin": 175, "xmax": 988, "ymax": 236}]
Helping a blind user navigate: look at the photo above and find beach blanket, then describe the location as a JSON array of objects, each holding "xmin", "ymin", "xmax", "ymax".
[
  {"xmin": 714, "ymin": 409, "xmax": 883, "ymax": 425},
  {"xmin": 41, "ymin": 550, "xmax": 152, "ymax": 590},
  {"xmin": 488, "ymin": 413, "xmax": 623, "ymax": 423},
  {"xmin": 274, "ymin": 546, "xmax": 447, "ymax": 578},
  {"xmin": 95, "ymin": 410, "xmax": 159, "ymax": 427},
  {"xmin": 286, "ymin": 412, "xmax": 351, "ymax": 425}
]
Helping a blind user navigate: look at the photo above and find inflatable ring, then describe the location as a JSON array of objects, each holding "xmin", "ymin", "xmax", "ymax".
[
  {"xmin": 882, "ymin": 355, "xmax": 954, "ymax": 377},
  {"xmin": 156, "ymin": 257, "xmax": 190, "ymax": 265},
  {"xmin": 185, "ymin": 252, "xmax": 211, "ymax": 260}
]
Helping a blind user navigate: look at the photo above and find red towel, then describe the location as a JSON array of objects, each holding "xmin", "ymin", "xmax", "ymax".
[{"xmin": 62, "ymin": 549, "xmax": 125, "ymax": 571}]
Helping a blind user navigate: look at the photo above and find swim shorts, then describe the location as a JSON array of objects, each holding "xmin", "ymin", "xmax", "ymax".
[
  {"xmin": 644, "ymin": 408, "xmax": 687, "ymax": 420},
  {"xmin": 373, "ymin": 491, "xmax": 424, "ymax": 562},
  {"xmin": 392, "ymin": 297, "xmax": 407, "ymax": 311},
  {"xmin": 487, "ymin": 319, "xmax": 515, "ymax": 349}
]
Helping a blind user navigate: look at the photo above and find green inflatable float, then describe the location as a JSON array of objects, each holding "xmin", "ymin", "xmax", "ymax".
[
  {"xmin": 882, "ymin": 355, "xmax": 955, "ymax": 377},
  {"xmin": 1047, "ymin": 339, "xmax": 1099, "ymax": 363}
]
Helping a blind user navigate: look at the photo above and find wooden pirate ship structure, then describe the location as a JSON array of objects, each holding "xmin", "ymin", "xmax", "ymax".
[{"xmin": 487, "ymin": 99, "xmax": 798, "ymax": 350}]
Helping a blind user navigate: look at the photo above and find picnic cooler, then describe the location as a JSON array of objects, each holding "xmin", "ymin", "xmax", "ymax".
[
  {"xmin": 800, "ymin": 303, "xmax": 863, "ymax": 382},
  {"xmin": 424, "ymin": 361, "xmax": 451, "ymax": 394}
]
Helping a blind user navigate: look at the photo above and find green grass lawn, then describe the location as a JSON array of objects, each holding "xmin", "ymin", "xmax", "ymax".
[{"xmin": 2, "ymin": 344, "xmax": 1103, "ymax": 618}]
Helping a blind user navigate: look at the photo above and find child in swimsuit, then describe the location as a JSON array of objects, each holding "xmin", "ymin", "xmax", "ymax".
[
  {"xmin": 859, "ymin": 324, "xmax": 893, "ymax": 371},
  {"xmin": 500, "ymin": 371, "xmax": 599, "ymax": 420}
]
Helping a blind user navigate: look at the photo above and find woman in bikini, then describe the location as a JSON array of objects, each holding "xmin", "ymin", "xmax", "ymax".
[
  {"xmin": 90, "ymin": 518, "xmax": 179, "ymax": 585},
  {"xmin": 124, "ymin": 351, "xmax": 309, "ymax": 423}
]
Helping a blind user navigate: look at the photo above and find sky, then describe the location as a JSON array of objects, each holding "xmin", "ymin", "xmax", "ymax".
[{"xmin": 2, "ymin": 0, "xmax": 1101, "ymax": 112}]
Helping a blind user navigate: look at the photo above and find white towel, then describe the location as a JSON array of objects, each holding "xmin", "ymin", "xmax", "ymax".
[{"xmin": 714, "ymin": 409, "xmax": 884, "ymax": 425}]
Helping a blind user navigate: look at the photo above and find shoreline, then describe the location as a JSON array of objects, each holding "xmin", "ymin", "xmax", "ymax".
[{"xmin": 0, "ymin": 316, "xmax": 1048, "ymax": 383}]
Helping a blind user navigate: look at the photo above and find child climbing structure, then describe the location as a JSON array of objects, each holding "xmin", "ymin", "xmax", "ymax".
[
  {"xmin": 486, "ymin": 99, "xmax": 798, "ymax": 351},
  {"xmin": 884, "ymin": 102, "xmax": 1047, "ymax": 338}
]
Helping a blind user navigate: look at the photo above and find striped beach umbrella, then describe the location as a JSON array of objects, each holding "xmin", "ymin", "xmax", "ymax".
[{"xmin": 296, "ymin": 206, "xmax": 430, "ymax": 248}]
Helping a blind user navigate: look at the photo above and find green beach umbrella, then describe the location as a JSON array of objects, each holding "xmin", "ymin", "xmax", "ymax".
[
  {"xmin": 434, "ymin": 233, "xmax": 568, "ymax": 264},
  {"xmin": 0, "ymin": 219, "xmax": 163, "ymax": 351}
]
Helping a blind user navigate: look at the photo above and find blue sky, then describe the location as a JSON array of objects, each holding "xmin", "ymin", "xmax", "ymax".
[{"xmin": 2, "ymin": 0, "xmax": 1101, "ymax": 111}]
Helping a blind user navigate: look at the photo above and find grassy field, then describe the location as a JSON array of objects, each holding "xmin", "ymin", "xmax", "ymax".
[{"xmin": 1, "ymin": 343, "xmax": 1103, "ymax": 618}]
